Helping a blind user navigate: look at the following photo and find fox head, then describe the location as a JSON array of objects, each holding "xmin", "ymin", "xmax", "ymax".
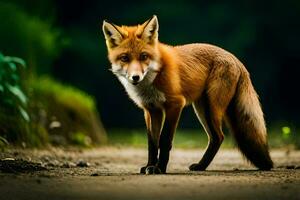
[{"xmin": 102, "ymin": 15, "xmax": 161, "ymax": 85}]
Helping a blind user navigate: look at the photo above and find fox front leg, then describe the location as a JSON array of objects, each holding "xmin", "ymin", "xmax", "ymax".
[
  {"xmin": 141, "ymin": 108, "xmax": 164, "ymax": 174},
  {"xmin": 157, "ymin": 100, "xmax": 184, "ymax": 173}
]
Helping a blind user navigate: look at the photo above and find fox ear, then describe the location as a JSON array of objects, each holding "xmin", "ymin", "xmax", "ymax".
[
  {"xmin": 102, "ymin": 21, "xmax": 125, "ymax": 48},
  {"xmin": 140, "ymin": 15, "xmax": 159, "ymax": 44}
]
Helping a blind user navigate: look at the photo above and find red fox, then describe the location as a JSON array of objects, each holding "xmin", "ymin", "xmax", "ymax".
[{"xmin": 102, "ymin": 15, "xmax": 273, "ymax": 174}]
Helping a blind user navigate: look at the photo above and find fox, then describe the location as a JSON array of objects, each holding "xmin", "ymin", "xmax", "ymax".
[{"xmin": 102, "ymin": 15, "xmax": 273, "ymax": 174}]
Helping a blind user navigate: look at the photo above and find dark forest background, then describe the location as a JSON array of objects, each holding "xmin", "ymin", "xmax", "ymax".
[{"xmin": 1, "ymin": 0, "xmax": 300, "ymax": 131}]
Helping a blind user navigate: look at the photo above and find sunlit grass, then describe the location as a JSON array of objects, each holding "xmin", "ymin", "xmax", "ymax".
[{"xmin": 30, "ymin": 76, "xmax": 96, "ymax": 112}]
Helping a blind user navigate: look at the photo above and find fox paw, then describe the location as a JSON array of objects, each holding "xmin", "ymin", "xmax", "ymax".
[
  {"xmin": 189, "ymin": 163, "xmax": 207, "ymax": 171},
  {"xmin": 145, "ymin": 166, "xmax": 162, "ymax": 174},
  {"xmin": 140, "ymin": 166, "xmax": 148, "ymax": 174}
]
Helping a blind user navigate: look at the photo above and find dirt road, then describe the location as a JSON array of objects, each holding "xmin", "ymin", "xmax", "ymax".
[{"xmin": 0, "ymin": 147, "xmax": 300, "ymax": 200}]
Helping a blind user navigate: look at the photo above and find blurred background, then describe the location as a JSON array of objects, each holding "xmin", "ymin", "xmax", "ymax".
[{"xmin": 0, "ymin": 0, "xmax": 299, "ymax": 148}]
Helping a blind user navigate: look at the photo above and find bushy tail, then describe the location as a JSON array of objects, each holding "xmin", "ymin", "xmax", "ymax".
[{"xmin": 226, "ymin": 72, "xmax": 273, "ymax": 170}]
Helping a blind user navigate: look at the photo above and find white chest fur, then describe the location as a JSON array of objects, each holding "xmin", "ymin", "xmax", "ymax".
[{"xmin": 117, "ymin": 71, "xmax": 166, "ymax": 107}]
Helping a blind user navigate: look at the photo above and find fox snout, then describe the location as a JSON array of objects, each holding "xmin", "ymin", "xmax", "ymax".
[
  {"xmin": 126, "ymin": 61, "xmax": 145, "ymax": 85},
  {"xmin": 127, "ymin": 73, "xmax": 143, "ymax": 85},
  {"xmin": 129, "ymin": 74, "xmax": 141, "ymax": 85}
]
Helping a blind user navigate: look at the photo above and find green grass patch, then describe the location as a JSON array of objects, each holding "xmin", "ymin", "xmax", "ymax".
[
  {"xmin": 107, "ymin": 127, "xmax": 300, "ymax": 149},
  {"xmin": 27, "ymin": 76, "xmax": 107, "ymax": 146},
  {"xmin": 30, "ymin": 76, "xmax": 96, "ymax": 112},
  {"xmin": 107, "ymin": 129, "xmax": 234, "ymax": 149}
]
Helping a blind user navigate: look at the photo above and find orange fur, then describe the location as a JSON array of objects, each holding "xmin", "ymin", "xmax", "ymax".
[{"xmin": 103, "ymin": 16, "xmax": 273, "ymax": 173}]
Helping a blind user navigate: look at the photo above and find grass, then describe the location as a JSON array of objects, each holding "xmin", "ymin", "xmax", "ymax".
[
  {"xmin": 107, "ymin": 129, "xmax": 234, "ymax": 149},
  {"xmin": 107, "ymin": 128, "xmax": 300, "ymax": 149},
  {"xmin": 15, "ymin": 75, "xmax": 107, "ymax": 147},
  {"xmin": 30, "ymin": 76, "xmax": 96, "ymax": 112}
]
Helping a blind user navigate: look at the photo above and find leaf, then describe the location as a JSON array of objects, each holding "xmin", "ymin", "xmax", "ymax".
[
  {"xmin": 11, "ymin": 74, "xmax": 19, "ymax": 82},
  {"xmin": 5, "ymin": 56, "xmax": 26, "ymax": 68},
  {"xmin": 3, "ymin": 99, "xmax": 13, "ymax": 106},
  {"xmin": 0, "ymin": 65, "xmax": 4, "ymax": 74},
  {"xmin": 18, "ymin": 106, "xmax": 30, "ymax": 122},
  {"xmin": 6, "ymin": 84, "xmax": 27, "ymax": 104},
  {"xmin": 8, "ymin": 62, "xmax": 17, "ymax": 71},
  {"xmin": 0, "ymin": 84, "xmax": 4, "ymax": 92},
  {"xmin": 0, "ymin": 136, "xmax": 9, "ymax": 145}
]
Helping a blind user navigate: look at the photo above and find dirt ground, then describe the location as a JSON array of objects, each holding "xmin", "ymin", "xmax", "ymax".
[{"xmin": 0, "ymin": 147, "xmax": 300, "ymax": 200}]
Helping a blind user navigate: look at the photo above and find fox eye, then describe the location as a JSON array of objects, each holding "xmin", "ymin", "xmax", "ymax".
[
  {"xmin": 139, "ymin": 52, "xmax": 149, "ymax": 61},
  {"xmin": 119, "ymin": 54, "xmax": 130, "ymax": 62}
]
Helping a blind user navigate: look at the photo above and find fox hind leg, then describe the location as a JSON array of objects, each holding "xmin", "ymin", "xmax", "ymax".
[
  {"xmin": 189, "ymin": 95, "xmax": 225, "ymax": 171},
  {"xmin": 190, "ymin": 63, "xmax": 239, "ymax": 171}
]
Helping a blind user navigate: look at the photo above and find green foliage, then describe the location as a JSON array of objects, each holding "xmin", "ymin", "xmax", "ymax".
[
  {"xmin": 71, "ymin": 132, "xmax": 92, "ymax": 147},
  {"xmin": 0, "ymin": 136, "xmax": 9, "ymax": 149},
  {"xmin": 108, "ymin": 128, "xmax": 299, "ymax": 149},
  {"xmin": 0, "ymin": 2, "xmax": 63, "ymax": 74},
  {"xmin": 29, "ymin": 76, "xmax": 107, "ymax": 146},
  {"xmin": 0, "ymin": 1, "xmax": 109, "ymax": 147},
  {"xmin": 266, "ymin": 124, "xmax": 300, "ymax": 149},
  {"xmin": 282, "ymin": 126, "xmax": 291, "ymax": 138},
  {"xmin": 0, "ymin": 52, "xmax": 32, "ymax": 145},
  {"xmin": 0, "ymin": 70, "xmax": 107, "ymax": 147},
  {"xmin": 107, "ymin": 129, "xmax": 234, "ymax": 149},
  {"xmin": 30, "ymin": 76, "xmax": 96, "ymax": 112},
  {"xmin": 0, "ymin": 53, "xmax": 29, "ymax": 122},
  {"xmin": 281, "ymin": 126, "xmax": 300, "ymax": 149}
]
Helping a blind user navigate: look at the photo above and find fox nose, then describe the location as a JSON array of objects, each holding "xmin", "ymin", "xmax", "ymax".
[{"xmin": 132, "ymin": 75, "xmax": 140, "ymax": 82}]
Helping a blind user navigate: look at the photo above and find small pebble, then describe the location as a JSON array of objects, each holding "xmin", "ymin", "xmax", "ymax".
[
  {"xmin": 91, "ymin": 173, "xmax": 99, "ymax": 176},
  {"xmin": 45, "ymin": 163, "xmax": 55, "ymax": 167},
  {"xmin": 1, "ymin": 158, "xmax": 15, "ymax": 161},
  {"xmin": 61, "ymin": 162, "xmax": 76, "ymax": 168},
  {"xmin": 41, "ymin": 156, "xmax": 50, "ymax": 163},
  {"xmin": 286, "ymin": 165, "xmax": 295, "ymax": 169},
  {"xmin": 76, "ymin": 160, "xmax": 90, "ymax": 167},
  {"xmin": 45, "ymin": 160, "xmax": 60, "ymax": 167}
]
